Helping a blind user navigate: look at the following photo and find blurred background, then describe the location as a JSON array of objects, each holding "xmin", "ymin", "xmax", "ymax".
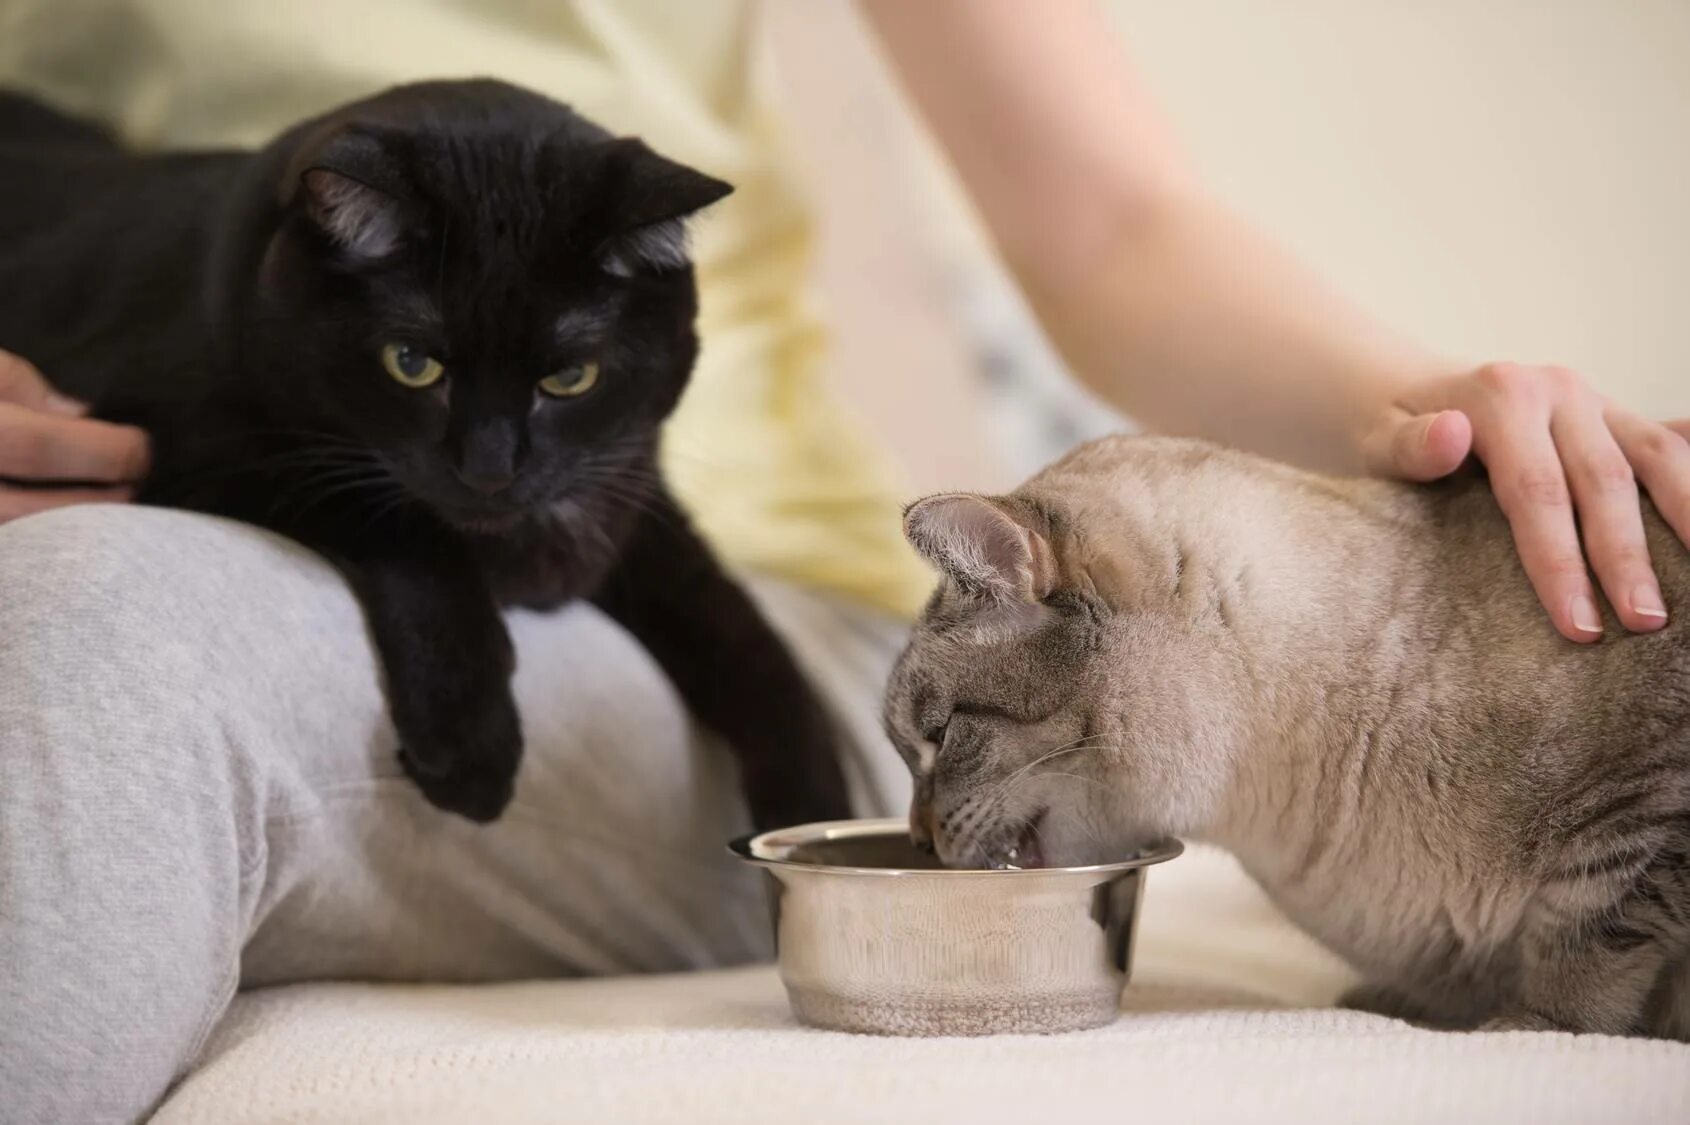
[{"xmin": 771, "ymin": 0, "xmax": 1690, "ymax": 494}]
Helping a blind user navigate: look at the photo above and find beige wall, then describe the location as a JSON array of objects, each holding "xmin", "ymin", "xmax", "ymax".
[
  {"xmin": 772, "ymin": 1, "xmax": 1690, "ymax": 492},
  {"xmin": 1110, "ymin": 0, "xmax": 1690, "ymax": 417}
]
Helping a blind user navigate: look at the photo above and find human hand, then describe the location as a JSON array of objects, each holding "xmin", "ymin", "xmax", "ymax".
[
  {"xmin": 0, "ymin": 349, "xmax": 150, "ymax": 525},
  {"xmin": 1361, "ymin": 362, "xmax": 1689, "ymax": 643}
]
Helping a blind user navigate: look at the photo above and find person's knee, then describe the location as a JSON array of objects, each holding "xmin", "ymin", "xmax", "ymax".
[
  {"xmin": 0, "ymin": 504, "xmax": 363, "ymax": 805},
  {"xmin": 0, "ymin": 504, "xmax": 345, "ymax": 703},
  {"xmin": 0, "ymin": 502, "xmax": 275, "ymax": 701},
  {"xmin": 0, "ymin": 506, "xmax": 184, "ymax": 714}
]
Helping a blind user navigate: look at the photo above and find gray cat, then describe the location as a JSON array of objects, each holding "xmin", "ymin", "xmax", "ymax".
[{"xmin": 883, "ymin": 434, "xmax": 1690, "ymax": 1040}]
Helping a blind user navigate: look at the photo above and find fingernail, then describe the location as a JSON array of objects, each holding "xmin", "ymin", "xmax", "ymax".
[
  {"xmin": 1631, "ymin": 586, "xmax": 1668, "ymax": 621},
  {"xmin": 1570, "ymin": 594, "xmax": 1603, "ymax": 635},
  {"xmin": 44, "ymin": 392, "xmax": 87, "ymax": 416}
]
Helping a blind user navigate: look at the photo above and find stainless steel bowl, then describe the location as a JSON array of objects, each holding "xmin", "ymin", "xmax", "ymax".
[{"xmin": 730, "ymin": 818, "xmax": 1182, "ymax": 1036}]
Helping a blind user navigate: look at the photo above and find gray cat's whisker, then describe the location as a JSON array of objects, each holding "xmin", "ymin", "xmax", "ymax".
[{"xmin": 973, "ymin": 739, "xmax": 1112, "ymax": 812}]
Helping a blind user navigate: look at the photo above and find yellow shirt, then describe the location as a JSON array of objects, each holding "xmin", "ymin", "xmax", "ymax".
[{"xmin": 0, "ymin": 0, "xmax": 932, "ymax": 617}]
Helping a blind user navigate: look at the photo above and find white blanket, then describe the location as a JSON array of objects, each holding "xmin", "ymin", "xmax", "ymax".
[{"xmin": 152, "ymin": 847, "xmax": 1690, "ymax": 1125}]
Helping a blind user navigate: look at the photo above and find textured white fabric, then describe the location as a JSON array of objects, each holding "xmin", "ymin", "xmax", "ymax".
[{"xmin": 152, "ymin": 846, "xmax": 1690, "ymax": 1124}]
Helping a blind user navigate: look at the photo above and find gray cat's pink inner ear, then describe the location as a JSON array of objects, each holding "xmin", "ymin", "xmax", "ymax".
[
  {"xmin": 301, "ymin": 169, "xmax": 403, "ymax": 259},
  {"xmin": 904, "ymin": 494, "xmax": 1052, "ymax": 603}
]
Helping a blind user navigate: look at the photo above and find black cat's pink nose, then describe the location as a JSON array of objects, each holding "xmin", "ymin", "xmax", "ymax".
[{"xmin": 457, "ymin": 467, "xmax": 515, "ymax": 496}]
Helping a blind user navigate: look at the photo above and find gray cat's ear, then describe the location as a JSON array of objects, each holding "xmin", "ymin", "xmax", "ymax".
[
  {"xmin": 904, "ymin": 494, "xmax": 1056, "ymax": 604},
  {"xmin": 596, "ymin": 138, "xmax": 733, "ymax": 277}
]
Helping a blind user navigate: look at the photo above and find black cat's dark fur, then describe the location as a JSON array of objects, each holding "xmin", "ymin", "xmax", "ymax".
[{"xmin": 0, "ymin": 79, "xmax": 848, "ymax": 828}]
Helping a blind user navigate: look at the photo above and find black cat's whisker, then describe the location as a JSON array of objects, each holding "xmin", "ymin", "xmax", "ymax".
[
  {"xmin": 249, "ymin": 457, "xmax": 389, "ymax": 490},
  {"xmin": 265, "ymin": 463, "xmax": 392, "ymax": 492},
  {"xmin": 588, "ymin": 455, "xmax": 664, "ymax": 481},
  {"xmin": 572, "ymin": 476, "xmax": 658, "ymax": 513},
  {"xmin": 566, "ymin": 469, "xmax": 674, "ymax": 528},
  {"xmin": 366, "ymin": 489, "xmax": 419, "ymax": 527},
  {"xmin": 574, "ymin": 460, "xmax": 653, "ymax": 482},
  {"xmin": 179, "ymin": 445, "xmax": 385, "ymax": 489},
  {"xmin": 231, "ymin": 427, "xmax": 367, "ymax": 447},
  {"xmin": 606, "ymin": 493, "xmax": 685, "ymax": 536},
  {"xmin": 570, "ymin": 471, "xmax": 684, "ymax": 535},
  {"xmin": 154, "ymin": 451, "xmax": 381, "ymax": 513},
  {"xmin": 188, "ymin": 428, "xmax": 374, "ymax": 460},
  {"xmin": 252, "ymin": 459, "xmax": 400, "ymax": 524},
  {"xmin": 274, "ymin": 473, "xmax": 401, "ymax": 524},
  {"xmin": 348, "ymin": 481, "xmax": 418, "ymax": 529}
]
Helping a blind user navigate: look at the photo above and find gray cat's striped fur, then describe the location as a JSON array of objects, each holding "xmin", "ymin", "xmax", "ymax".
[{"xmin": 883, "ymin": 435, "xmax": 1690, "ymax": 1039}]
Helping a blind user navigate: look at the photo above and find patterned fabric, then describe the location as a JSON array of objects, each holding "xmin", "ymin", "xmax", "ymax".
[{"xmin": 947, "ymin": 255, "xmax": 1130, "ymax": 481}]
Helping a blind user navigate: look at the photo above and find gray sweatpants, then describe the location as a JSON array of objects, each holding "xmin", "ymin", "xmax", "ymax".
[{"xmin": 0, "ymin": 505, "xmax": 911, "ymax": 1124}]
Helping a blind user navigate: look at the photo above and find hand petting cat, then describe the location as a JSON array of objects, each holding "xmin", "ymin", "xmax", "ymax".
[
  {"xmin": 1360, "ymin": 362, "xmax": 1690, "ymax": 643},
  {"xmin": 0, "ymin": 349, "xmax": 149, "ymax": 522}
]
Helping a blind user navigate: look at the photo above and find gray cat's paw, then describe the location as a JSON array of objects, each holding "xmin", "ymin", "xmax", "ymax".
[
  {"xmin": 1476, "ymin": 1012, "xmax": 1564, "ymax": 1034},
  {"xmin": 1339, "ymin": 982, "xmax": 1420, "ymax": 1021}
]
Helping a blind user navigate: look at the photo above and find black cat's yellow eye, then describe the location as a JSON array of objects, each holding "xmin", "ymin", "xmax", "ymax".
[
  {"xmin": 381, "ymin": 342, "xmax": 445, "ymax": 389},
  {"xmin": 538, "ymin": 361, "xmax": 600, "ymax": 399}
]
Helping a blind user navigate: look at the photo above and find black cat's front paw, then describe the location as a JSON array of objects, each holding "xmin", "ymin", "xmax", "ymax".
[
  {"xmin": 744, "ymin": 755, "xmax": 852, "ymax": 832},
  {"xmin": 395, "ymin": 695, "xmax": 523, "ymax": 823},
  {"xmin": 748, "ymin": 788, "xmax": 851, "ymax": 833},
  {"xmin": 737, "ymin": 707, "xmax": 853, "ymax": 831}
]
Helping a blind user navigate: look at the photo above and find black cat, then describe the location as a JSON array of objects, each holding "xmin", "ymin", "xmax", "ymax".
[{"xmin": 0, "ymin": 79, "xmax": 849, "ymax": 828}]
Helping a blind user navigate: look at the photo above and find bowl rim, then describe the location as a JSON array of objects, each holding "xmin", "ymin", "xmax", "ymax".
[{"xmin": 728, "ymin": 817, "xmax": 1184, "ymax": 878}]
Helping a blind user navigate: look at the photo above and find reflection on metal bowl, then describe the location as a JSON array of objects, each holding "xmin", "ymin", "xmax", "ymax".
[{"xmin": 730, "ymin": 818, "xmax": 1183, "ymax": 1036}]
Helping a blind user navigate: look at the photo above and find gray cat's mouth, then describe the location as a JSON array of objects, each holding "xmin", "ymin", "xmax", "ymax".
[{"xmin": 986, "ymin": 807, "xmax": 1048, "ymax": 870}]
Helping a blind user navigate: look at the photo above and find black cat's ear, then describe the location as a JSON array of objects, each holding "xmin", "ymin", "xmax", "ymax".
[
  {"xmin": 290, "ymin": 129, "xmax": 411, "ymax": 261},
  {"xmin": 596, "ymin": 138, "xmax": 732, "ymax": 277},
  {"xmin": 904, "ymin": 494, "xmax": 1057, "ymax": 606},
  {"xmin": 300, "ymin": 169, "xmax": 404, "ymax": 259}
]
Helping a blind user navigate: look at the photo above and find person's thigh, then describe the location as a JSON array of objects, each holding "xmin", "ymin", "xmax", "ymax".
[
  {"xmin": 242, "ymin": 580, "xmax": 776, "ymax": 985},
  {"xmin": 0, "ymin": 504, "xmax": 800, "ymax": 1121}
]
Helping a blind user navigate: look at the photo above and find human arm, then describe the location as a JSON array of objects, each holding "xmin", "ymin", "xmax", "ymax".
[{"xmin": 859, "ymin": 0, "xmax": 1690, "ymax": 642}]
